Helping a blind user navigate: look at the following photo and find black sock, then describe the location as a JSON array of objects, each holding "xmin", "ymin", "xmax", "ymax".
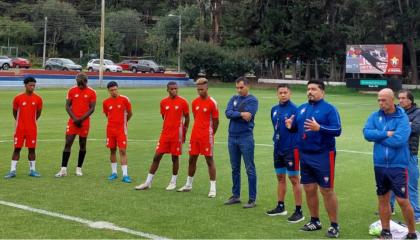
[
  {"xmin": 77, "ymin": 151, "xmax": 86, "ymax": 168},
  {"xmin": 277, "ymin": 201, "xmax": 284, "ymax": 208},
  {"xmin": 330, "ymin": 222, "xmax": 339, "ymax": 229},
  {"xmin": 310, "ymin": 217, "xmax": 320, "ymax": 223},
  {"xmin": 62, "ymin": 151, "xmax": 70, "ymax": 167},
  {"xmin": 295, "ymin": 205, "xmax": 302, "ymax": 212},
  {"xmin": 382, "ymin": 229, "xmax": 391, "ymax": 233}
]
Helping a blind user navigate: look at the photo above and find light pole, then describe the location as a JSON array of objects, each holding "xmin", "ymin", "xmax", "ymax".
[
  {"xmin": 168, "ymin": 13, "xmax": 181, "ymax": 72},
  {"xmin": 99, "ymin": 0, "xmax": 105, "ymax": 88}
]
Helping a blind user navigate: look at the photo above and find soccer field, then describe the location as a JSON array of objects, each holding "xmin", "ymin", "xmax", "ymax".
[{"xmin": 0, "ymin": 84, "xmax": 415, "ymax": 239}]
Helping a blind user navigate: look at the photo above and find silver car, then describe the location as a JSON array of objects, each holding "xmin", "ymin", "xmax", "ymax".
[
  {"xmin": 45, "ymin": 58, "xmax": 82, "ymax": 71},
  {"xmin": 87, "ymin": 59, "xmax": 122, "ymax": 72},
  {"xmin": 0, "ymin": 56, "xmax": 12, "ymax": 70},
  {"xmin": 130, "ymin": 60, "xmax": 165, "ymax": 73}
]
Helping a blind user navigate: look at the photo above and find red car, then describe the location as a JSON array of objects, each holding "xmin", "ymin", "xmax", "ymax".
[
  {"xmin": 12, "ymin": 58, "xmax": 31, "ymax": 68},
  {"xmin": 116, "ymin": 60, "xmax": 137, "ymax": 71}
]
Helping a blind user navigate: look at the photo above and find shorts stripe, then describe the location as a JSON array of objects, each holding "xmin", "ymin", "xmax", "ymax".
[
  {"xmin": 293, "ymin": 148, "xmax": 300, "ymax": 171},
  {"xmin": 405, "ymin": 169, "xmax": 409, "ymax": 198},
  {"xmin": 329, "ymin": 151, "xmax": 335, "ymax": 188}
]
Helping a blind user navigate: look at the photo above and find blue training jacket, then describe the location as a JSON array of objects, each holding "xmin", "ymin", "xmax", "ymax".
[
  {"xmin": 292, "ymin": 98, "xmax": 341, "ymax": 153},
  {"xmin": 363, "ymin": 106, "xmax": 411, "ymax": 168},
  {"xmin": 225, "ymin": 94, "xmax": 258, "ymax": 137},
  {"xmin": 271, "ymin": 100, "xmax": 298, "ymax": 154}
]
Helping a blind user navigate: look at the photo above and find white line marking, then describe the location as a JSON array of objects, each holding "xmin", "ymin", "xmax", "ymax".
[{"xmin": 0, "ymin": 200, "xmax": 169, "ymax": 240}]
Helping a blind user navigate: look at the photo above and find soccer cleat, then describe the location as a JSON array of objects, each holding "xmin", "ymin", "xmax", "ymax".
[
  {"xmin": 134, "ymin": 182, "xmax": 151, "ymax": 190},
  {"xmin": 29, "ymin": 170, "xmax": 41, "ymax": 177},
  {"xmin": 243, "ymin": 199, "xmax": 256, "ymax": 208},
  {"xmin": 224, "ymin": 196, "xmax": 241, "ymax": 205},
  {"xmin": 380, "ymin": 230, "xmax": 392, "ymax": 239},
  {"xmin": 177, "ymin": 185, "xmax": 192, "ymax": 192},
  {"xmin": 266, "ymin": 205, "xmax": 287, "ymax": 216},
  {"xmin": 406, "ymin": 233, "xmax": 417, "ymax": 239},
  {"xmin": 75, "ymin": 167, "xmax": 83, "ymax": 176},
  {"xmin": 300, "ymin": 221, "xmax": 322, "ymax": 231},
  {"xmin": 122, "ymin": 175, "xmax": 132, "ymax": 183},
  {"xmin": 287, "ymin": 210, "xmax": 305, "ymax": 223},
  {"xmin": 166, "ymin": 181, "xmax": 177, "ymax": 191},
  {"xmin": 108, "ymin": 173, "xmax": 118, "ymax": 180},
  {"xmin": 4, "ymin": 171, "xmax": 16, "ymax": 179},
  {"xmin": 326, "ymin": 226, "xmax": 340, "ymax": 238},
  {"xmin": 55, "ymin": 169, "xmax": 67, "ymax": 178},
  {"xmin": 208, "ymin": 190, "xmax": 216, "ymax": 198}
]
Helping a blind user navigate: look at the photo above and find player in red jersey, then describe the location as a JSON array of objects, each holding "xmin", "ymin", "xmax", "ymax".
[
  {"xmin": 5, "ymin": 77, "xmax": 43, "ymax": 179},
  {"xmin": 135, "ymin": 81, "xmax": 189, "ymax": 191},
  {"xmin": 55, "ymin": 73, "xmax": 96, "ymax": 177},
  {"xmin": 103, "ymin": 81, "xmax": 133, "ymax": 183},
  {"xmin": 177, "ymin": 78, "xmax": 219, "ymax": 197}
]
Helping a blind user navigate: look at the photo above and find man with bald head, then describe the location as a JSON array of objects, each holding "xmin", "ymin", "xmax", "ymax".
[{"xmin": 363, "ymin": 88, "xmax": 416, "ymax": 239}]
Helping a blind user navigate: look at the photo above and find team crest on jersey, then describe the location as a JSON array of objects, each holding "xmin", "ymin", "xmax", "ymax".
[
  {"xmin": 175, "ymin": 106, "xmax": 179, "ymax": 110},
  {"xmin": 233, "ymin": 100, "xmax": 237, "ymax": 106},
  {"xmin": 22, "ymin": 102, "xmax": 27, "ymax": 106},
  {"xmin": 288, "ymin": 162, "xmax": 293, "ymax": 166},
  {"xmin": 196, "ymin": 106, "xmax": 200, "ymax": 110},
  {"xmin": 379, "ymin": 116, "xmax": 382, "ymax": 122},
  {"xmin": 165, "ymin": 106, "xmax": 169, "ymax": 110},
  {"xmin": 300, "ymin": 108, "xmax": 306, "ymax": 115},
  {"xmin": 402, "ymin": 187, "xmax": 406, "ymax": 193},
  {"xmin": 75, "ymin": 94, "xmax": 79, "ymax": 98},
  {"xmin": 273, "ymin": 111, "xmax": 277, "ymax": 117},
  {"xmin": 203, "ymin": 108, "xmax": 207, "ymax": 112},
  {"xmin": 109, "ymin": 106, "xmax": 113, "ymax": 110},
  {"xmin": 32, "ymin": 102, "xmax": 35, "ymax": 105},
  {"xmin": 84, "ymin": 95, "xmax": 88, "ymax": 98},
  {"xmin": 117, "ymin": 105, "xmax": 121, "ymax": 108},
  {"xmin": 324, "ymin": 176, "xmax": 329, "ymax": 183}
]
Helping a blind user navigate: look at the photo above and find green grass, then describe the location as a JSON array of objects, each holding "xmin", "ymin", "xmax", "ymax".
[{"xmin": 0, "ymin": 84, "xmax": 414, "ymax": 239}]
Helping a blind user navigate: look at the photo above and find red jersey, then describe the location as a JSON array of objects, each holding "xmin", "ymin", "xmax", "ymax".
[
  {"xmin": 66, "ymin": 86, "xmax": 96, "ymax": 122},
  {"xmin": 13, "ymin": 93, "xmax": 43, "ymax": 131},
  {"xmin": 103, "ymin": 95, "xmax": 132, "ymax": 132},
  {"xmin": 160, "ymin": 96, "xmax": 189, "ymax": 141},
  {"xmin": 190, "ymin": 96, "xmax": 219, "ymax": 141}
]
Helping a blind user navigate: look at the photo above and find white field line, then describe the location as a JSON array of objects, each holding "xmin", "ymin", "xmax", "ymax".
[
  {"xmin": 0, "ymin": 138, "xmax": 373, "ymax": 155},
  {"xmin": 0, "ymin": 200, "xmax": 169, "ymax": 240}
]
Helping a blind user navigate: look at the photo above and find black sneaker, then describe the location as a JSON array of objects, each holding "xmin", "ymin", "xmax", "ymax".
[
  {"xmin": 287, "ymin": 210, "xmax": 305, "ymax": 223},
  {"xmin": 380, "ymin": 230, "xmax": 393, "ymax": 239},
  {"xmin": 300, "ymin": 221, "xmax": 322, "ymax": 231},
  {"xmin": 406, "ymin": 233, "xmax": 417, "ymax": 239},
  {"xmin": 266, "ymin": 205, "xmax": 287, "ymax": 216},
  {"xmin": 326, "ymin": 226, "xmax": 339, "ymax": 238},
  {"xmin": 224, "ymin": 196, "xmax": 241, "ymax": 205}
]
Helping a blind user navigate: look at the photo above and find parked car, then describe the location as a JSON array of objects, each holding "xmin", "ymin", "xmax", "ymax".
[
  {"xmin": 0, "ymin": 56, "xmax": 12, "ymax": 70},
  {"xmin": 116, "ymin": 59, "xmax": 137, "ymax": 71},
  {"xmin": 12, "ymin": 57, "xmax": 31, "ymax": 68},
  {"xmin": 87, "ymin": 59, "xmax": 122, "ymax": 72},
  {"xmin": 45, "ymin": 58, "xmax": 82, "ymax": 71},
  {"xmin": 129, "ymin": 60, "xmax": 165, "ymax": 73}
]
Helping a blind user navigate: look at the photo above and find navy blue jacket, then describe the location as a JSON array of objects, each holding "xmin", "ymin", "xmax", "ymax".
[
  {"xmin": 271, "ymin": 100, "xmax": 298, "ymax": 154},
  {"xmin": 363, "ymin": 106, "xmax": 410, "ymax": 168},
  {"xmin": 225, "ymin": 94, "xmax": 258, "ymax": 137},
  {"xmin": 292, "ymin": 99, "xmax": 341, "ymax": 153}
]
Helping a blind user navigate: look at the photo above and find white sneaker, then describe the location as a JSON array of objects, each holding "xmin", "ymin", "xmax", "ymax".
[
  {"xmin": 75, "ymin": 167, "xmax": 83, "ymax": 176},
  {"xmin": 134, "ymin": 182, "xmax": 151, "ymax": 190},
  {"xmin": 208, "ymin": 189, "xmax": 216, "ymax": 198},
  {"xmin": 166, "ymin": 181, "xmax": 177, "ymax": 191},
  {"xmin": 55, "ymin": 169, "xmax": 67, "ymax": 178},
  {"xmin": 177, "ymin": 185, "xmax": 192, "ymax": 192}
]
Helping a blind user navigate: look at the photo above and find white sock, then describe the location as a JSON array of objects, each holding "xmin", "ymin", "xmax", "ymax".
[
  {"xmin": 171, "ymin": 175, "xmax": 177, "ymax": 183},
  {"xmin": 121, "ymin": 165, "xmax": 128, "ymax": 176},
  {"xmin": 11, "ymin": 160, "xmax": 18, "ymax": 171},
  {"xmin": 29, "ymin": 161, "xmax": 36, "ymax": 171},
  {"xmin": 186, "ymin": 176, "xmax": 194, "ymax": 187},
  {"xmin": 111, "ymin": 162, "xmax": 117, "ymax": 174},
  {"xmin": 210, "ymin": 180, "xmax": 216, "ymax": 192},
  {"xmin": 61, "ymin": 167, "xmax": 67, "ymax": 172},
  {"xmin": 146, "ymin": 173, "xmax": 154, "ymax": 184}
]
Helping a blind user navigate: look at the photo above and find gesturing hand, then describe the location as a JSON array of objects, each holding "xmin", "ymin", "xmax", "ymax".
[
  {"xmin": 241, "ymin": 112, "xmax": 252, "ymax": 122},
  {"xmin": 285, "ymin": 115, "xmax": 295, "ymax": 129},
  {"xmin": 304, "ymin": 117, "xmax": 320, "ymax": 131}
]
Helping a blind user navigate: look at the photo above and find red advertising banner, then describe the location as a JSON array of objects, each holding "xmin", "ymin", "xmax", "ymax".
[{"xmin": 346, "ymin": 44, "xmax": 403, "ymax": 75}]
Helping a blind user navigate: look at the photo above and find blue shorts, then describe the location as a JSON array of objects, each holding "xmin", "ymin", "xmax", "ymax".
[
  {"xmin": 300, "ymin": 150, "xmax": 336, "ymax": 188},
  {"xmin": 374, "ymin": 167, "xmax": 408, "ymax": 199},
  {"xmin": 274, "ymin": 148, "xmax": 300, "ymax": 176}
]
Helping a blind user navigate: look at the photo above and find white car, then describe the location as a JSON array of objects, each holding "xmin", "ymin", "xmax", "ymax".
[
  {"xmin": 87, "ymin": 59, "xmax": 122, "ymax": 72},
  {"xmin": 0, "ymin": 56, "xmax": 12, "ymax": 70}
]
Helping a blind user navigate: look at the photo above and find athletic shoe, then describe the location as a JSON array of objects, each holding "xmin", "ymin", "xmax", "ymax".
[
  {"xmin": 177, "ymin": 185, "xmax": 192, "ymax": 192},
  {"xmin": 380, "ymin": 230, "xmax": 392, "ymax": 239},
  {"xmin": 55, "ymin": 169, "xmax": 67, "ymax": 178},
  {"xmin": 243, "ymin": 199, "xmax": 256, "ymax": 208},
  {"xmin": 4, "ymin": 171, "xmax": 16, "ymax": 179},
  {"xmin": 208, "ymin": 189, "xmax": 216, "ymax": 198},
  {"xmin": 75, "ymin": 167, "xmax": 83, "ymax": 176},
  {"xmin": 224, "ymin": 196, "xmax": 241, "ymax": 205},
  {"xmin": 287, "ymin": 211, "xmax": 305, "ymax": 223},
  {"xmin": 406, "ymin": 233, "xmax": 417, "ymax": 239},
  {"xmin": 166, "ymin": 181, "xmax": 176, "ymax": 191},
  {"xmin": 108, "ymin": 173, "xmax": 118, "ymax": 180},
  {"xmin": 29, "ymin": 170, "xmax": 41, "ymax": 177},
  {"xmin": 266, "ymin": 206, "xmax": 287, "ymax": 216},
  {"xmin": 122, "ymin": 175, "xmax": 132, "ymax": 183},
  {"xmin": 134, "ymin": 182, "xmax": 151, "ymax": 190},
  {"xmin": 326, "ymin": 226, "xmax": 339, "ymax": 238},
  {"xmin": 300, "ymin": 221, "xmax": 322, "ymax": 231}
]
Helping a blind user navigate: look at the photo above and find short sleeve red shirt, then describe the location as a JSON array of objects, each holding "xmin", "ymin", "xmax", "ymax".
[
  {"xmin": 160, "ymin": 96, "xmax": 189, "ymax": 141},
  {"xmin": 190, "ymin": 96, "xmax": 219, "ymax": 141},
  {"xmin": 103, "ymin": 95, "xmax": 132, "ymax": 131},
  {"xmin": 13, "ymin": 93, "xmax": 43, "ymax": 131},
  {"xmin": 66, "ymin": 86, "xmax": 96, "ymax": 121}
]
